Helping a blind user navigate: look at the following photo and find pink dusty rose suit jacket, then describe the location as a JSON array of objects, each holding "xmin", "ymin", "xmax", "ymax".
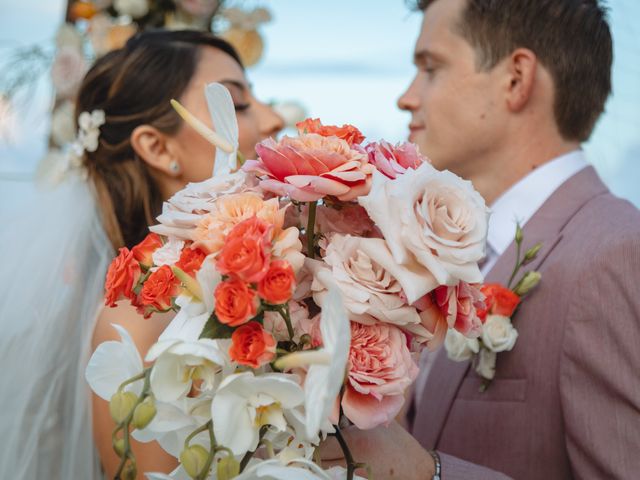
[{"xmin": 409, "ymin": 167, "xmax": 640, "ymax": 479}]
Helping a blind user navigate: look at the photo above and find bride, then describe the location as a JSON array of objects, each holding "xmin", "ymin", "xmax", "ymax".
[{"xmin": 0, "ymin": 29, "xmax": 282, "ymax": 479}]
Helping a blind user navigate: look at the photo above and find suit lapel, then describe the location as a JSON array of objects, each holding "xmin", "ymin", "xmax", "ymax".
[{"xmin": 411, "ymin": 166, "xmax": 608, "ymax": 448}]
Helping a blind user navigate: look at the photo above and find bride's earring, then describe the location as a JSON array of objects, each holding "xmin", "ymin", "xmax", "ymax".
[{"xmin": 169, "ymin": 160, "xmax": 181, "ymax": 175}]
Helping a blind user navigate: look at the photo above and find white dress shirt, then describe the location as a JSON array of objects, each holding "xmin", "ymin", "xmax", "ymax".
[{"xmin": 481, "ymin": 150, "xmax": 588, "ymax": 275}]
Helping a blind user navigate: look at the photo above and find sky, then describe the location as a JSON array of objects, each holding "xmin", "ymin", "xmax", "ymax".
[{"xmin": 0, "ymin": 0, "xmax": 638, "ymax": 207}]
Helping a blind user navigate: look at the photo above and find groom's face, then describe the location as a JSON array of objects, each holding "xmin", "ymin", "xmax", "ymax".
[{"xmin": 398, "ymin": 0, "xmax": 505, "ymax": 180}]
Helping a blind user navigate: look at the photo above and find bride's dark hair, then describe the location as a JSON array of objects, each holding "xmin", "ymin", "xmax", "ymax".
[{"xmin": 76, "ymin": 30, "xmax": 242, "ymax": 250}]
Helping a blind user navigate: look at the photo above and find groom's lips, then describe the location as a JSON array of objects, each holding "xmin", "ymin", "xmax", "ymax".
[{"xmin": 408, "ymin": 124, "xmax": 425, "ymax": 141}]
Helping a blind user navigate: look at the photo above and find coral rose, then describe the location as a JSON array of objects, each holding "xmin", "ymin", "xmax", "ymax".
[
  {"xmin": 296, "ymin": 118, "xmax": 365, "ymax": 146},
  {"xmin": 341, "ymin": 322, "xmax": 418, "ymax": 430},
  {"xmin": 258, "ymin": 260, "xmax": 296, "ymax": 304},
  {"xmin": 243, "ymin": 134, "xmax": 375, "ymax": 202},
  {"xmin": 131, "ymin": 233, "xmax": 163, "ymax": 268},
  {"xmin": 479, "ymin": 284, "xmax": 521, "ymax": 319},
  {"xmin": 365, "ymin": 140, "xmax": 428, "ymax": 179},
  {"xmin": 216, "ymin": 233, "xmax": 270, "ymax": 284},
  {"xmin": 229, "ymin": 321, "xmax": 277, "ymax": 368},
  {"xmin": 139, "ymin": 265, "xmax": 180, "ymax": 315},
  {"xmin": 214, "ymin": 279, "xmax": 258, "ymax": 326},
  {"xmin": 104, "ymin": 247, "xmax": 141, "ymax": 307},
  {"xmin": 175, "ymin": 246, "xmax": 207, "ymax": 276}
]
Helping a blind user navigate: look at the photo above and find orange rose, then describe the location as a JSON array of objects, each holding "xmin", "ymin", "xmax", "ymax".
[
  {"xmin": 131, "ymin": 233, "xmax": 163, "ymax": 268},
  {"xmin": 296, "ymin": 118, "xmax": 365, "ymax": 146},
  {"xmin": 104, "ymin": 247, "xmax": 141, "ymax": 307},
  {"xmin": 258, "ymin": 260, "xmax": 295, "ymax": 304},
  {"xmin": 226, "ymin": 216, "xmax": 273, "ymax": 243},
  {"xmin": 479, "ymin": 284, "xmax": 520, "ymax": 319},
  {"xmin": 214, "ymin": 279, "xmax": 258, "ymax": 326},
  {"xmin": 176, "ymin": 246, "xmax": 206, "ymax": 276},
  {"xmin": 229, "ymin": 321, "xmax": 277, "ymax": 368},
  {"xmin": 139, "ymin": 265, "xmax": 179, "ymax": 315},
  {"xmin": 216, "ymin": 232, "xmax": 270, "ymax": 283}
]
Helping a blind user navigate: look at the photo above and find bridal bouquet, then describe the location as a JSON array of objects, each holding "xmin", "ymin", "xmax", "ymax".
[{"xmin": 87, "ymin": 114, "xmax": 489, "ymax": 479}]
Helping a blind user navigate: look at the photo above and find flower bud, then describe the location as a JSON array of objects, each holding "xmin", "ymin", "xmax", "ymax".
[
  {"xmin": 122, "ymin": 461, "xmax": 137, "ymax": 480},
  {"xmin": 132, "ymin": 396, "xmax": 157, "ymax": 429},
  {"xmin": 513, "ymin": 271, "xmax": 542, "ymax": 297},
  {"xmin": 180, "ymin": 444, "xmax": 210, "ymax": 479},
  {"xmin": 515, "ymin": 224, "xmax": 524, "ymax": 244},
  {"xmin": 522, "ymin": 243, "xmax": 543, "ymax": 265},
  {"xmin": 216, "ymin": 455, "xmax": 240, "ymax": 480},
  {"xmin": 113, "ymin": 438, "xmax": 125, "ymax": 458},
  {"xmin": 109, "ymin": 391, "xmax": 138, "ymax": 424}
]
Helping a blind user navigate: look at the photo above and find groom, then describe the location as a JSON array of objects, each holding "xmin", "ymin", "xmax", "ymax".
[{"xmin": 323, "ymin": 0, "xmax": 640, "ymax": 478}]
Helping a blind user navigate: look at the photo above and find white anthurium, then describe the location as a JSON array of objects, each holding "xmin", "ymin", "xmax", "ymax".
[
  {"xmin": 212, "ymin": 372, "xmax": 305, "ymax": 457},
  {"xmin": 85, "ymin": 324, "xmax": 143, "ymax": 400},
  {"xmin": 146, "ymin": 338, "xmax": 228, "ymax": 402},
  {"xmin": 171, "ymin": 82, "xmax": 239, "ymax": 177},
  {"xmin": 275, "ymin": 269, "xmax": 350, "ymax": 441},
  {"xmin": 134, "ymin": 397, "xmax": 212, "ymax": 458}
]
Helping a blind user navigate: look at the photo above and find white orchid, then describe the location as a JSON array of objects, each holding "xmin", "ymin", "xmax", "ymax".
[
  {"xmin": 212, "ymin": 372, "xmax": 305, "ymax": 456},
  {"xmin": 85, "ymin": 324, "xmax": 143, "ymax": 400},
  {"xmin": 146, "ymin": 338, "xmax": 229, "ymax": 402},
  {"xmin": 275, "ymin": 270, "xmax": 351, "ymax": 441}
]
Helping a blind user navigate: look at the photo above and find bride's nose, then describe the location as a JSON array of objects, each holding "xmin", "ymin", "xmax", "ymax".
[{"xmin": 254, "ymin": 100, "xmax": 285, "ymax": 138}]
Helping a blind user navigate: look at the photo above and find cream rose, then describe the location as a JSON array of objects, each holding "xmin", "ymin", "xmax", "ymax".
[
  {"xmin": 309, "ymin": 235, "xmax": 425, "ymax": 328},
  {"xmin": 481, "ymin": 315, "xmax": 518, "ymax": 353},
  {"xmin": 444, "ymin": 328, "xmax": 480, "ymax": 362},
  {"xmin": 358, "ymin": 164, "xmax": 489, "ymax": 302}
]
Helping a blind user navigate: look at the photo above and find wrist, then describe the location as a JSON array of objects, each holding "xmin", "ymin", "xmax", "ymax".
[{"xmin": 427, "ymin": 450, "xmax": 441, "ymax": 480}]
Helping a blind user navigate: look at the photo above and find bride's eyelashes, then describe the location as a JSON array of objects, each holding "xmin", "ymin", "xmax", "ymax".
[{"xmin": 234, "ymin": 103, "xmax": 251, "ymax": 113}]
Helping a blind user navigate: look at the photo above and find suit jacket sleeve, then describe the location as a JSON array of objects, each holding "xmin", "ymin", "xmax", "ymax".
[
  {"xmin": 559, "ymin": 234, "xmax": 640, "ymax": 478},
  {"xmin": 439, "ymin": 453, "xmax": 513, "ymax": 479}
]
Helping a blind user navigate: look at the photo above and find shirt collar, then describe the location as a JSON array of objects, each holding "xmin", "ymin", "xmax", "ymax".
[{"xmin": 486, "ymin": 150, "xmax": 588, "ymax": 257}]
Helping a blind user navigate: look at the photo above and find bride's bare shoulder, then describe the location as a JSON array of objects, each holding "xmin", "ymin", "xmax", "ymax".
[{"xmin": 92, "ymin": 302, "xmax": 174, "ymax": 357}]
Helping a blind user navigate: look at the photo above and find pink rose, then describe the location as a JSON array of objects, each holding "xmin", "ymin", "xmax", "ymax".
[
  {"xmin": 341, "ymin": 322, "xmax": 418, "ymax": 430},
  {"xmin": 243, "ymin": 134, "xmax": 375, "ymax": 202},
  {"xmin": 434, "ymin": 281, "xmax": 484, "ymax": 337},
  {"xmin": 365, "ymin": 140, "xmax": 428, "ymax": 179}
]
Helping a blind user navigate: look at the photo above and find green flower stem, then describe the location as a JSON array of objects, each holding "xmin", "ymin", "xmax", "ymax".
[
  {"xmin": 194, "ymin": 421, "xmax": 217, "ymax": 480},
  {"xmin": 507, "ymin": 238, "xmax": 523, "ymax": 289},
  {"xmin": 277, "ymin": 304, "xmax": 295, "ymax": 341},
  {"xmin": 239, "ymin": 427, "xmax": 267, "ymax": 472},
  {"xmin": 332, "ymin": 427, "xmax": 362, "ymax": 480},
  {"xmin": 114, "ymin": 369, "xmax": 152, "ymax": 480},
  {"xmin": 306, "ymin": 201, "xmax": 317, "ymax": 259},
  {"xmin": 184, "ymin": 420, "xmax": 213, "ymax": 449},
  {"xmin": 116, "ymin": 370, "xmax": 147, "ymax": 392}
]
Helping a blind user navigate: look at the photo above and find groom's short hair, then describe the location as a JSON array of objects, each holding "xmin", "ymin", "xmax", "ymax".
[{"xmin": 413, "ymin": 0, "xmax": 612, "ymax": 142}]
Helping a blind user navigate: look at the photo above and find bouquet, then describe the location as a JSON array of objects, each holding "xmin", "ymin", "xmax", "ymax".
[{"xmin": 87, "ymin": 86, "xmax": 490, "ymax": 479}]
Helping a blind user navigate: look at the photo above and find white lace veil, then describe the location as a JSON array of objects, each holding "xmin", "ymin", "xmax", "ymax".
[{"xmin": 0, "ymin": 173, "xmax": 112, "ymax": 479}]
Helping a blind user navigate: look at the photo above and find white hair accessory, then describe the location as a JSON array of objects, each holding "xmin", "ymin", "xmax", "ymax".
[{"xmin": 76, "ymin": 109, "xmax": 106, "ymax": 153}]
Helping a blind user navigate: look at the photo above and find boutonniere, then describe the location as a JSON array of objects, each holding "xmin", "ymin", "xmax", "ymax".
[{"xmin": 445, "ymin": 225, "xmax": 542, "ymax": 391}]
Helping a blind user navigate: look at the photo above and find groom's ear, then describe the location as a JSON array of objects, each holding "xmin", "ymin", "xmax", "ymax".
[
  {"xmin": 130, "ymin": 125, "xmax": 180, "ymax": 177},
  {"xmin": 504, "ymin": 48, "xmax": 538, "ymax": 113}
]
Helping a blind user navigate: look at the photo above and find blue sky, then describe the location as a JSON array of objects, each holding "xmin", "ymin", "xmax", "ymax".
[{"xmin": 1, "ymin": 0, "xmax": 638, "ymax": 206}]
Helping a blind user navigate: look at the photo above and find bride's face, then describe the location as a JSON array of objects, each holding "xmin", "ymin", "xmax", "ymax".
[{"xmin": 171, "ymin": 47, "xmax": 284, "ymax": 183}]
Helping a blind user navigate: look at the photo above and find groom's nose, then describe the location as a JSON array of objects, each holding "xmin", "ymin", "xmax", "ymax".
[{"xmin": 397, "ymin": 75, "xmax": 422, "ymax": 113}]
